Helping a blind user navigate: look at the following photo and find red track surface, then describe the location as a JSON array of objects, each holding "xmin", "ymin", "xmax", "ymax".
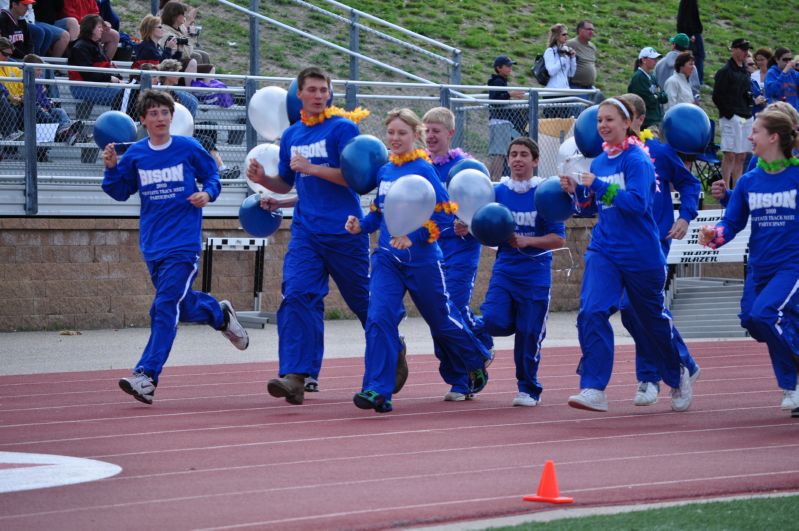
[{"xmin": 1, "ymin": 340, "xmax": 798, "ymax": 530}]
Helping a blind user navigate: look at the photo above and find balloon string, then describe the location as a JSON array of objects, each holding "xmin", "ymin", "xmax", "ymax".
[
  {"xmin": 379, "ymin": 246, "xmax": 413, "ymax": 264},
  {"xmin": 513, "ymin": 246, "xmax": 574, "ymax": 277}
]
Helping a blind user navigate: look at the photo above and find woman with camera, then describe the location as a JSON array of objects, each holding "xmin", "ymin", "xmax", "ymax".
[
  {"xmin": 543, "ymin": 23, "xmax": 576, "ymax": 89},
  {"xmin": 134, "ymin": 15, "xmax": 198, "ymax": 76},
  {"xmin": 159, "ymin": 1, "xmax": 211, "ymax": 68}
]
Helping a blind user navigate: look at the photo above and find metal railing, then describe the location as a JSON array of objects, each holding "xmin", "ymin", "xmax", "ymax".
[{"xmin": 0, "ymin": 61, "xmax": 596, "ymax": 217}]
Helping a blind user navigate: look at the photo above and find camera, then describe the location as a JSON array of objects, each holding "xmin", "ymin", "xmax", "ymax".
[{"xmin": 175, "ymin": 37, "xmax": 190, "ymax": 46}]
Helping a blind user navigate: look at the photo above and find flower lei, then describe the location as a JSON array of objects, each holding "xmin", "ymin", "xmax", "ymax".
[
  {"xmin": 428, "ymin": 148, "xmax": 468, "ymax": 166},
  {"xmin": 757, "ymin": 157, "xmax": 799, "ymax": 173},
  {"xmin": 369, "ymin": 200, "xmax": 380, "ymax": 213},
  {"xmin": 300, "ymin": 105, "xmax": 370, "ymax": 127},
  {"xmin": 423, "ymin": 220, "xmax": 440, "ymax": 243},
  {"xmin": 389, "ymin": 148, "xmax": 432, "ymax": 166},
  {"xmin": 638, "ymin": 128, "xmax": 656, "ymax": 142},
  {"xmin": 434, "ymin": 201, "xmax": 458, "ymax": 215}
]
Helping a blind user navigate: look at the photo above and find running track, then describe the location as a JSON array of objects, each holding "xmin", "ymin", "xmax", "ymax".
[{"xmin": 1, "ymin": 340, "xmax": 797, "ymax": 530}]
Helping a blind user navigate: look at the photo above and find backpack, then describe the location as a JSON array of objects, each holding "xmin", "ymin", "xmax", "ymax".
[
  {"xmin": 532, "ymin": 54, "xmax": 550, "ymax": 86},
  {"xmin": 190, "ymin": 78, "xmax": 234, "ymax": 108}
]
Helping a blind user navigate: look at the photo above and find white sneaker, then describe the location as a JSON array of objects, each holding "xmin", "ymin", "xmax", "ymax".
[
  {"xmin": 444, "ymin": 391, "xmax": 473, "ymax": 401},
  {"xmin": 634, "ymin": 381, "xmax": 659, "ymax": 406},
  {"xmin": 780, "ymin": 386, "xmax": 799, "ymax": 410},
  {"xmin": 512, "ymin": 392, "xmax": 540, "ymax": 407},
  {"xmin": 118, "ymin": 371, "xmax": 156, "ymax": 405},
  {"xmin": 671, "ymin": 366, "xmax": 694, "ymax": 412},
  {"xmin": 304, "ymin": 377, "xmax": 319, "ymax": 392},
  {"xmin": 567, "ymin": 388, "xmax": 608, "ymax": 412},
  {"xmin": 220, "ymin": 300, "xmax": 249, "ymax": 350}
]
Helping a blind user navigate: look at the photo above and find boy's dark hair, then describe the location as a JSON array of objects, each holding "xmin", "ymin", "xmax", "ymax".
[
  {"xmin": 296, "ymin": 66, "xmax": 331, "ymax": 91},
  {"xmin": 78, "ymin": 14, "xmax": 104, "ymax": 41},
  {"xmin": 22, "ymin": 53, "xmax": 44, "ymax": 64},
  {"xmin": 507, "ymin": 136, "xmax": 540, "ymax": 159},
  {"xmin": 138, "ymin": 89, "xmax": 175, "ymax": 119},
  {"xmin": 674, "ymin": 51, "xmax": 694, "ymax": 72}
]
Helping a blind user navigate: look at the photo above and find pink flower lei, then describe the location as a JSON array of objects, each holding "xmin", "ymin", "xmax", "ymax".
[{"xmin": 428, "ymin": 148, "xmax": 469, "ymax": 166}]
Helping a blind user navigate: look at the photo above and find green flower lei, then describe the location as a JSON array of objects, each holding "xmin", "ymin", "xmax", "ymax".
[
  {"xmin": 756, "ymin": 157, "xmax": 799, "ymax": 173},
  {"xmin": 600, "ymin": 183, "xmax": 620, "ymax": 205}
]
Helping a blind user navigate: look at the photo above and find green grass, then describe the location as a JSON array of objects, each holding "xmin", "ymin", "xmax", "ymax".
[{"xmin": 490, "ymin": 495, "xmax": 799, "ymax": 530}]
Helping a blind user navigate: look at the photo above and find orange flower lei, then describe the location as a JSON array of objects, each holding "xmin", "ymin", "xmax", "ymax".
[
  {"xmin": 300, "ymin": 105, "xmax": 370, "ymax": 127},
  {"xmin": 369, "ymin": 200, "xmax": 380, "ymax": 213},
  {"xmin": 423, "ymin": 220, "xmax": 440, "ymax": 243},
  {"xmin": 433, "ymin": 201, "xmax": 459, "ymax": 215},
  {"xmin": 389, "ymin": 148, "xmax": 432, "ymax": 166}
]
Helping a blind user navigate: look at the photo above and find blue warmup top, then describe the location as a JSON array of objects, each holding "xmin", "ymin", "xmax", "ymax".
[
  {"xmin": 578, "ymin": 145, "xmax": 664, "ymax": 270},
  {"xmin": 764, "ymin": 65, "xmax": 799, "ymax": 108},
  {"xmin": 278, "ymin": 115, "xmax": 361, "ymax": 234},
  {"xmin": 102, "ymin": 136, "xmax": 220, "ymax": 262},
  {"xmin": 361, "ymin": 157, "xmax": 449, "ymax": 264},
  {"xmin": 494, "ymin": 179, "xmax": 566, "ymax": 286},
  {"xmin": 715, "ymin": 165, "xmax": 799, "ymax": 274},
  {"xmin": 646, "ymin": 138, "xmax": 701, "ymax": 239}
]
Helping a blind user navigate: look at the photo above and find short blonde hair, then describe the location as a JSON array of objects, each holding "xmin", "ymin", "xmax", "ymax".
[
  {"xmin": 139, "ymin": 15, "xmax": 161, "ymax": 42},
  {"xmin": 422, "ymin": 107, "xmax": 455, "ymax": 131},
  {"xmin": 767, "ymin": 101, "xmax": 799, "ymax": 127},
  {"xmin": 384, "ymin": 108, "xmax": 426, "ymax": 143}
]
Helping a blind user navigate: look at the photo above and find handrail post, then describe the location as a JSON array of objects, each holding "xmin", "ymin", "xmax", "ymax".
[
  {"xmin": 528, "ymin": 89, "xmax": 539, "ymax": 175},
  {"xmin": 249, "ymin": 0, "xmax": 260, "ymax": 76},
  {"xmin": 346, "ymin": 9, "xmax": 360, "ymax": 110},
  {"xmin": 22, "ymin": 66, "xmax": 38, "ymax": 215},
  {"xmin": 450, "ymin": 49, "xmax": 461, "ymax": 85},
  {"xmin": 245, "ymin": 78, "xmax": 258, "ymax": 153},
  {"xmin": 151, "ymin": 0, "xmax": 158, "ymax": 15}
]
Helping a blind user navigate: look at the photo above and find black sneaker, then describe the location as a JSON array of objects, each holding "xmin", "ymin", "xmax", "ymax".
[
  {"xmin": 353, "ymin": 390, "xmax": 392, "ymax": 413},
  {"xmin": 469, "ymin": 367, "xmax": 488, "ymax": 394},
  {"xmin": 792, "ymin": 407, "xmax": 799, "ymax": 418},
  {"xmin": 393, "ymin": 336, "xmax": 408, "ymax": 394}
]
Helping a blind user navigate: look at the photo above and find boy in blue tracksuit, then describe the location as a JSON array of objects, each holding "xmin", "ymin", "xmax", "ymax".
[
  {"xmin": 700, "ymin": 108, "xmax": 799, "ymax": 413},
  {"xmin": 617, "ymin": 93, "xmax": 702, "ymax": 406},
  {"xmin": 247, "ymin": 67, "xmax": 391, "ymax": 405},
  {"xmin": 562, "ymin": 97, "xmax": 692, "ymax": 413},
  {"xmin": 102, "ymin": 89, "xmax": 249, "ymax": 405},
  {"xmin": 345, "ymin": 108, "xmax": 490, "ymax": 413},
  {"xmin": 473, "ymin": 137, "xmax": 565, "ymax": 407}
]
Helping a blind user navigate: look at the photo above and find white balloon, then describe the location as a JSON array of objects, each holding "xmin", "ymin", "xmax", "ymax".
[
  {"xmin": 557, "ymin": 136, "xmax": 582, "ymax": 166},
  {"xmin": 248, "ymin": 86, "xmax": 290, "ymax": 141},
  {"xmin": 383, "ymin": 174, "xmax": 436, "ymax": 237},
  {"xmin": 558, "ymin": 154, "xmax": 594, "ymax": 178},
  {"xmin": 245, "ymin": 143, "xmax": 280, "ymax": 193},
  {"xmin": 169, "ymin": 102, "xmax": 194, "ymax": 136},
  {"xmin": 448, "ymin": 168, "xmax": 495, "ymax": 225}
]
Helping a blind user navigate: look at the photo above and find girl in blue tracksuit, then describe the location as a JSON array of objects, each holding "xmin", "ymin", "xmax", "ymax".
[
  {"xmin": 560, "ymin": 97, "xmax": 691, "ymax": 413},
  {"xmin": 102, "ymin": 90, "xmax": 249, "ymax": 405},
  {"xmin": 474, "ymin": 137, "xmax": 565, "ymax": 407},
  {"xmin": 617, "ymin": 93, "xmax": 702, "ymax": 406},
  {"xmin": 699, "ymin": 108, "xmax": 799, "ymax": 413},
  {"xmin": 345, "ymin": 108, "xmax": 491, "ymax": 413}
]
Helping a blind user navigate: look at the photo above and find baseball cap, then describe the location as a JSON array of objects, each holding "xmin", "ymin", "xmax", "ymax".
[
  {"xmin": 638, "ymin": 47, "xmax": 661, "ymax": 60},
  {"xmin": 493, "ymin": 55, "xmax": 516, "ymax": 68},
  {"xmin": 730, "ymin": 38, "xmax": 751, "ymax": 51},
  {"xmin": 15, "ymin": 0, "xmax": 36, "ymax": 5},
  {"xmin": 669, "ymin": 33, "xmax": 691, "ymax": 50}
]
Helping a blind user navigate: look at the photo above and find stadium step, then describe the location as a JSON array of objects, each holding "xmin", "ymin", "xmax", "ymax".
[{"xmin": 669, "ymin": 277, "xmax": 745, "ymax": 339}]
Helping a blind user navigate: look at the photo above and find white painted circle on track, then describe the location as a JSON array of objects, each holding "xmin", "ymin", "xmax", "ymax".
[{"xmin": 0, "ymin": 452, "xmax": 122, "ymax": 493}]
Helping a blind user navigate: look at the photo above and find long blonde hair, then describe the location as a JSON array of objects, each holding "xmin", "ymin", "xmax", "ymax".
[{"xmin": 548, "ymin": 23, "xmax": 567, "ymax": 48}]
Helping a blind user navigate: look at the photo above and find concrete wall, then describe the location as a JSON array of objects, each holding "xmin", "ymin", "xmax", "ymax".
[{"xmin": 0, "ymin": 216, "xmax": 743, "ymax": 332}]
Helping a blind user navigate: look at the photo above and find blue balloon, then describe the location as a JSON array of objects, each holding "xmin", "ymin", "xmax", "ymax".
[
  {"xmin": 662, "ymin": 103, "xmax": 711, "ymax": 155},
  {"xmin": 93, "ymin": 111, "xmax": 137, "ymax": 149},
  {"xmin": 574, "ymin": 105, "xmax": 603, "ymax": 158},
  {"xmin": 286, "ymin": 78, "xmax": 335, "ymax": 125},
  {"xmin": 239, "ymin": 194, "xmax": 283, "ymax": 237},
  {"xmin": 446, "ymin": 158, "xmax": 489, "ymax": 185},
  {"xmin": 341, "ymin": 135, "xmax": 388, "ymax": 194},
  {"xmin": 535, "ymin": 177, "xmax": 573, "ymax": 222},
  {"xmin": 471, "ymin": 202, "xmax": 515, "ymax": 247}
]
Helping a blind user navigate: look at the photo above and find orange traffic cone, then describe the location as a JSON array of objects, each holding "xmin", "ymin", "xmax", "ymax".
[{"xmin": 522, "ymin": 460, "xmax": 574, "ymax": 504}]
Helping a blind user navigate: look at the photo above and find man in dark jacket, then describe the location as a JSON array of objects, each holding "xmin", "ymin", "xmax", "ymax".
[
  {"xmin": 487, "ymin": 55, "xmax": 526, "ymax": 180},
  {"xmin": 712, "ymin": 38, "xmax": 754, "ymax": 188}
]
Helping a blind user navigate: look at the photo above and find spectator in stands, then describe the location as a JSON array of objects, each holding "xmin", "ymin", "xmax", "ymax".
[
  {"xmin": 0, "ymin": 38, "xmax": 23, "ymax": 140},
  {"xmin": 765, "ymin": 47, "xmax": 799, "ymax": 110},
  {"xmin": 61, "ymin": 0, "xmax": 118, "ymax": 60},
  {"xmin": 655, "ymin": 33, "xmax": 700, "ymax": 103},
  {"xmin": 22, "ymin": 53, "xmax": 82, "ymax": 142},
  {"xmin": 159, "ymin": 1, "xmax": 210, "ymax": 69},
  {"xmin": 663, "ymin": 52, "xmax": 697, "ymax": 111},
  {"xmin": 751, "ymin": 48, "xmax": 771, "ymax": 107},
  {"xmin": 487, "ymin": 54, "xmax": 525, "ymax": 180},
  {"xmin": 0, "ymin": 0, "xmax": 35, "ymax": 59},
  {"xmin": 747, "ymin": 54, "xmax": 767, "ymax": 116},
  {"xmin": 134, "ymin": 14, "xmax": 197, "ymax": 77},
  {"xmin": 33, "ymin": 0, "xmax": 79, "ymax": 43},
  {"xmin": 543, "ymin": 23, "xmax": 576, "ymax": 90},
  {"xmin": 96, "ymin": 0, "xmax": 118, "ymax": 31},
  {"xmin": 628, "ymin": 47, "xmax": 668, "ymax": 129},
  {"xmin": 1, "ymin": 0, "xmax": 70, "ymax": 57},
  {"xmin": 67, "ymin": 13, "xmax": 124, "ymax": 109},
  {"xmin": 677, "ymin": 0, "xmax": 705, "ymax": 84},
  {"xmin": 712, "ymin": 38, "xmax": 754, "ymax": 188},
  {"xmin": 566, "ymin": 20, "xmax": 599, "ymax": 99}
]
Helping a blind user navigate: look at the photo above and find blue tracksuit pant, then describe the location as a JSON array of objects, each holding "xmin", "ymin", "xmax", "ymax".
[
  {"xmin": 740, "ymin": 266, "xmax": 799, "ymax": 390},
  {"xmin": 476, "ymin": 273, "xmax": 550, "ymax": 398},
  {"xmin": 362, "ymin": 250, "xmax": 490, "ymax": 399},
  {"xmin": 620, "ymin": 240, "xmax": 698, "ymax": 382},
  {"xmin": 577, "ymin": 251, "xmax": 682, "ymax": 390},
  {"xmin": 136, "ymin": 252, "xmax": 225, "ymax": 383},
  {"xmin": 277, "ymin": 225, "xmax": 370, "ymax": 377}
]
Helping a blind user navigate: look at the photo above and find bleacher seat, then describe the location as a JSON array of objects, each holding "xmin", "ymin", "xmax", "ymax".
[{"xmin": 694, "ymin": 119, "xmax": 722, "ymax": 190}]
